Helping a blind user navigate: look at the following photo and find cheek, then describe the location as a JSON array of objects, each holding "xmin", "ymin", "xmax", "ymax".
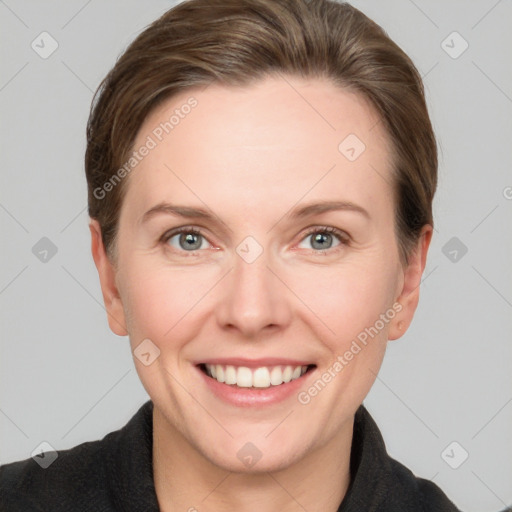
[
  {"xmin": 298, "ymin": 264, "xmax": 397, "ymax": 401},
  {"xmin": 119, "ymin": 260, "xmax": 216, "ymax": 343},
  {"xmin": 288, "ymin": 259, "xmax": 398, "ymax": 343}
]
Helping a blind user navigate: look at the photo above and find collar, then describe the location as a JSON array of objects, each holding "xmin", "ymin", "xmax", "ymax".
[{"xmin": 105, "ymin": 400, "xmax": 442, "ymax": 511}]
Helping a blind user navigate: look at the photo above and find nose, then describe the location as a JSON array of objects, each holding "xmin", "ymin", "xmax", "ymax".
[{"xmin": 215, "ymin": 247, "xmax": 292, "ymax": 339}]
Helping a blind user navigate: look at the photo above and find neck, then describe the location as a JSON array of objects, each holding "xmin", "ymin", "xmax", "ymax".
[{"xmin": 152, "ymin": 407, "xmax": 354, "ymax": 512}]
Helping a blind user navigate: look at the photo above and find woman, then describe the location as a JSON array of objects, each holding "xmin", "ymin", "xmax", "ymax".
[{"xmin": 1, "ymin": 0, "xmax": 461, "ymax": 510}]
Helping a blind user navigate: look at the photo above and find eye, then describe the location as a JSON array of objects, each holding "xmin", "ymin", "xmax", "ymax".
[
  {"xmin": 160, "ymin": 225, "xmax": 350, "ymax": 255},
  {"xmin": 297, "ymin": 226, "xmax": 349, "ymax": 252},
  {"xmin": 161, "ymin": 227, "xmax": 211, "ymax": 253}
]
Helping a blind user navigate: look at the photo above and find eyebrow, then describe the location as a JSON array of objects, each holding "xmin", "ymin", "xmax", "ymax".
[
  {"xmin": 290, "ymin": 200, "xmax": 370, "ymax": 220},
  {"xmin": 141, "ymin": 203, "xmax": 221, "ymax": 224},
  {"xmin": 141, "ymin": 199, "xmax": 370, "ymax": 225}
]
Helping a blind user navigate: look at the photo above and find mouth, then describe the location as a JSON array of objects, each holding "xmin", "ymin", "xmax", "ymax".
[{"xmin": 197, "ymin": 363, "xmax": 317, "ymax": 389}]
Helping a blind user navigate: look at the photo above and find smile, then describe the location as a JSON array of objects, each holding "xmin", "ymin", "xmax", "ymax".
[{"xmin": 201, "ymin": 363, "xmax": 313, "ymax": 388}]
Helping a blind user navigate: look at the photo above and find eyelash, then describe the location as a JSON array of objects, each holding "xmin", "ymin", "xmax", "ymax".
[
  {"xmin": 299, "ymin": 226, "xmax": 350, "ymax": 253},
  {"xmin": 160, "ymin": 225, "xmax": 350, "ymax": 256}
]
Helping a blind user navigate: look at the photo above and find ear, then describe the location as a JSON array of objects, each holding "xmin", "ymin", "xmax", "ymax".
[
  {"xmin": 388, "ymin": 224, "xmax": 433, "ymax": 341},
  {"xmin": 89, "ymin": 219, "xmax": 128, "ymax": 336}
]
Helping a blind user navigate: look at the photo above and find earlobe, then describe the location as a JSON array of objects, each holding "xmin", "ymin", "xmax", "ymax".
[
  {"xmin": 388, "ymin": 225, "xmax": 433, "ymax": 341},
  {"xmin": 89, "ymin": 219, "xmax": 128, "ymax": 336}
]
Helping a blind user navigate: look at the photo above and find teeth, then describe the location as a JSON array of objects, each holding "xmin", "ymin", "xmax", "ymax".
[
  {"xmin": 270, "ymin": 366, "xmax": 283, "ymax": 385},
  {"xmin": 253, "ymin": 367, "xmax": 270, "ymax": 388},
  {"xmin": 225, "ymin": 365, "xmax": 237, "ymax": 385},
  {"xmin": 237, "ymin": 367, "xmax": 252, "ymax": 387},
  {"xmin": 204, "ymin": 364, "xmax": 309, "ymax": 388}
]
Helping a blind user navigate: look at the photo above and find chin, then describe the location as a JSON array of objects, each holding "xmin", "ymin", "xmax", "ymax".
[{"xmin": 204, "ymin": 442, "xmax": 308, "ymax": 474}]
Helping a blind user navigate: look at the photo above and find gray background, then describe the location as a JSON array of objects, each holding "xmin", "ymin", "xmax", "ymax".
[{"xmin": 1, "ymin": 1, "xmax": 511, "ymax": 510}]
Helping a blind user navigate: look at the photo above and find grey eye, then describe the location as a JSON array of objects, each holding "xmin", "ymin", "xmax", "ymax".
[
  {"xmin": 311, "ymin": 232, "xmax": 333, "ymax": 250},
  {"xmin": 167, "ymin": 231, "xmax": 207, "ymax": 251},
  {"xmin": 298, "ymin": 230, "xmax": 342, "ymax": 251}
]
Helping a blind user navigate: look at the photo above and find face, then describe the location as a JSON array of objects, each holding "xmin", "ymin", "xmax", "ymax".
[{"xmin": 91, "ymin": 75, "xmax": 431, "ymax": 473}]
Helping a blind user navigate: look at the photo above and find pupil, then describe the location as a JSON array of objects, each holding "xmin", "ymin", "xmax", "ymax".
[
  {"xmin": 180, "ymin": 233, "xmax": 201, "ymax": 250},
  {"xmin": 312, "ymin": 232, "xmax": 331, "ymax": 250}
]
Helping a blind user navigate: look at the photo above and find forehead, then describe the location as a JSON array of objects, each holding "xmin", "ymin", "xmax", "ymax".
[{"xmin": 122, "ymin": 75, "xmax": 394, "ymax": 222}]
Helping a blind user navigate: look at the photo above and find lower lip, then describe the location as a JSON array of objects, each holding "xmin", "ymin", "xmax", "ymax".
[{"xmin": 196, "ymin": 366, "xmax": 315, "ymax": 407}]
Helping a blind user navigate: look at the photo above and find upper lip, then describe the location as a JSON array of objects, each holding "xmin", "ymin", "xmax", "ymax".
[{"xmin": 196, "ymin": 358, "xmax": 315, "ymax": 368}]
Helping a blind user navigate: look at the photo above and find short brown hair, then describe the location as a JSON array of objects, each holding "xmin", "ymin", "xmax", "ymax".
[{"xmin": 85, "ymin": 0, "xmax": 437, "ymax": 266}]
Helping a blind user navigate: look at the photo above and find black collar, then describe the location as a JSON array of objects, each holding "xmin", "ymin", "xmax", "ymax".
[{"xmin": 103, "ymin": 400, "xmax": 458, "ymax": 511}]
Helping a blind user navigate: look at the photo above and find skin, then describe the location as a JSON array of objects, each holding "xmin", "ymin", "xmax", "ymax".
[{"xmin": 90, "ymin": 74, "xmax": 432, "ymax": 512}]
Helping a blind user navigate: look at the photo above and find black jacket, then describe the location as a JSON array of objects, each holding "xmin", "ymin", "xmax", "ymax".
[{"xmin": 0, "ymin": 401, "xmax": 461, "ymax": 511}]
